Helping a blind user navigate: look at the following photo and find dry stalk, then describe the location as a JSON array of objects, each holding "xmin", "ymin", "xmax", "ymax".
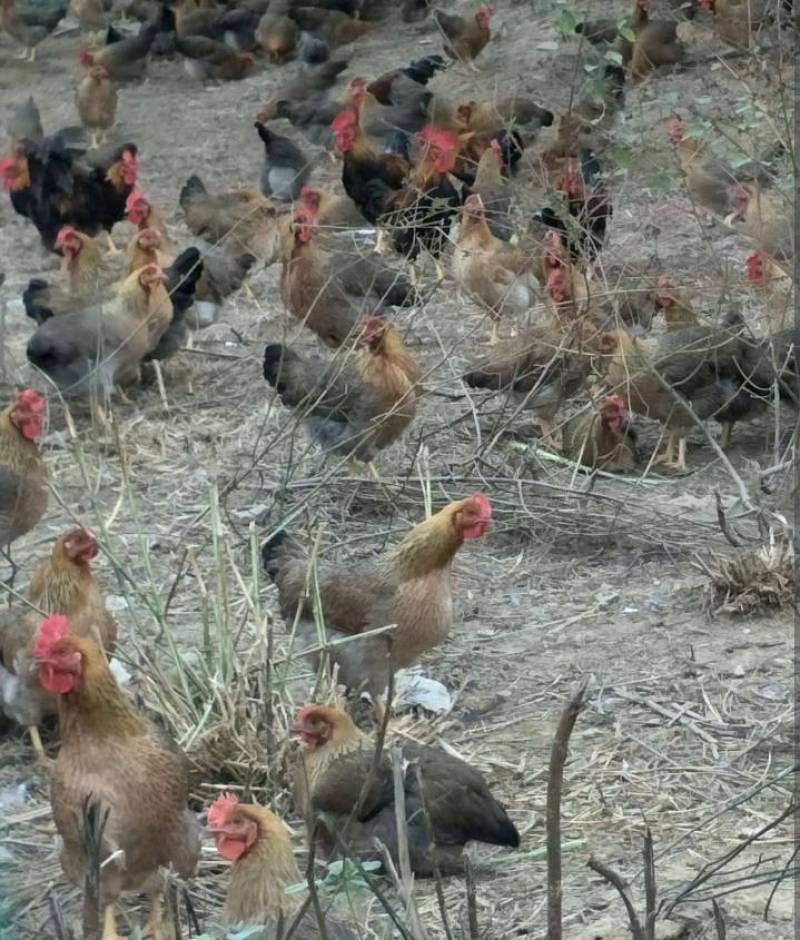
[{"xmin": 587, "ymin": 856, "xmax": 645, "ymax": 940}]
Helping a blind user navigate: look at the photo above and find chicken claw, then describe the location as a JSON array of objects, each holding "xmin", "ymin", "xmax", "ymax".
[
  {"xmin": 653, "ymin": 434, "xmax": 687, "ymax": 471},
  {"xmin": 374, "ymin": 229, "xmax": 388, "ymax": 255},
  {"xmin": 142, "ymin": 891, "xmax": 167, "ymax": 940},
  {"xmin": 102, "ymin": 905, "xmax": 121, "ymax": 940}
]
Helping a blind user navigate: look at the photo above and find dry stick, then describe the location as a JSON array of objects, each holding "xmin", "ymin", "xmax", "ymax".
[
  {"xmin": 642, "ymin": 828, "xmax": 657, "ymax": 940},
  {"xmin": 464, "ymin": 855, "xmax": 480, "ymax": 940},
  {"xmin": 302, "ymin": 821, "xmax": 330, "ymax": 940},
  {"xmin": 79, "ymin": 797, "xmax": 109, "ymax": 940},
  {"xmin": 763, "ymin": 842, "xmax": 800, "ymax": 922},
  {"xmin": 546, "ymin": 677, "xmax": 589, "ymax": 940},
  {"xmin": 587, "ymin": 856, "xmax": 645, "ymax": 940},
  {"xmin": 391, "ymin": 746, "xmax": 428, "ymax": 940},
  {"xmin": 412, "ymin": 764, "xmax": 454, "ymax": 940},
  {"xmin": 711, "ymin": 899, "xmax": 727, "ymax": 940},
  {"xmin": 47, "ymin": 892, "xmax": 71, "ymax": 940}
]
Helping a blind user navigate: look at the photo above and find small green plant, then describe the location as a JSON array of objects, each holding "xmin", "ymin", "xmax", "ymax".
[{"xmin": 285, "ymin": 859, "xmax": 382, "ymax": 897}]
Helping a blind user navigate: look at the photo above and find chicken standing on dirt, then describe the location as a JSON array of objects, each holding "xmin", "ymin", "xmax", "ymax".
[
  {"xmin": 77, "ymin": 64, "xmax": 117, "ymax": 148},
  {"xmin": 254, "ymin": 120, "xmax": 311, "ymax": 202},
  {"xmin": 0, "ymin": 389, "xmax": 47, "ymax": 566},
  {"xmin": 0, "ymin": 528, "xmax": 116, "ymax": 759},
  {"xmin": 263, "ymin": 314, "xmax": 420, "ymax": 476},
  {"xmin": 208, "ymin": 792, "xmax": 357, "ymax": 938},
  {"xmin": 37, "ymin": 614, "xmax": 200, "ymax": 940},
  {"xmin": 561, "ymin": 395, "xmax": 639, "ymax": 472},
  {"xmin": 262, "ymin": 493, "xmax": 492, "ymax": 717},
  {"xmin": 629, "ymin": 0, "xmax": 685, "ymax": 80},
  {"xmin": 0, "ymin": 0, "xmax": 66, "ymax": 61},
  {"xmin": 293, "ymin": 704, "xmax": 520, "ymax": 875},
  {"xmin": 433, "ymin": 4, "xmax": 490, "ymax": 71}
]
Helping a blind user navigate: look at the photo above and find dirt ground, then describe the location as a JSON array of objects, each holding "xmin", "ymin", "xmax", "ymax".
[{"xmin": 0, "ymin": 0, "xmax": 796, "ymax": 937}]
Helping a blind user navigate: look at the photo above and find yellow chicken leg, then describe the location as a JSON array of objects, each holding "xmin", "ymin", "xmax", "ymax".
[
  {"xmin": 142, "ymin": 891, "xmax": 166, "ymax": 939},
  {"xmin": 27, "ymin": 725, "xmax": 50, "ymax": 764},
  {"xmin": 104, "ymin": 232, "xmax": 121, "ymax": 255},
  {"xmin": 102, "ymin": 905, "xmax": 121, "ymax": 940},
  {"xmin": 372, "ymin": 695, "xmax": 387, "ymax": 726},
  {"xmin": 653, "ymin": 433, "xmax": 677, "ymax": 468},
  {"xmin": 366, "ymin": 462, "xmax": 380, "ymax": 481},
  {"xmin": 485, "ymin": 321, "xmax": 500, "ymax": 346},
  {"xmin": 374, "ymin": 229, "xmax": 388, "ymax": 255}
]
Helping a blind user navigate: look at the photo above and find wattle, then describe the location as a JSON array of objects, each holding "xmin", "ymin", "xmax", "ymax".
[{"xmin": 216, "ymin": 835, "xmax": 249, "ymax": 861}]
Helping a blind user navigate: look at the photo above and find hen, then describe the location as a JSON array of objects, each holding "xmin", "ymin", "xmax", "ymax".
[
  {"xmin": 38, "ymin": 614, "xmax": 200, "ymax": 938},
  {"xmin": 177, "ymin": 36, "xmax": 256, "ymax": 80},
  {"xmin": 293, "ymin": 704, "xmax": 519, "ymax": 875},
  {"xmin": 255, "ymin": 120, "xmax": 311, "ymax": 202},
  {"xmin": 0, "ymin": 528, "xmax": 116, "ymax": 758},
  {"xmin": 0, "ymin": 390, "xmax": 47, "ymax": 559},
  {"xmin": 262, "ymin": 493, "xmax": 491, "ymax": 715},
  {"xmin": 76, "ymin": 64, "xmax": 117, "ymax": 149},
  {"xmin": 561, "ymin": 395, "xmax": 639, "ymax": 472},
  {"xmin": 0, "ymin": 0, "xmax": 66, "ymax": 61},
  {"xmin": 263, "ymin": 314, "xmax": 419, "ymax": 474},
  {"xmin": 433, "ymin": 4, "xmax": 490, "ymax": 70}
]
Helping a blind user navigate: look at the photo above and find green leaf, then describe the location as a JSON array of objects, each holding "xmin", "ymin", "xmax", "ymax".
[
  {"xmin": 619, "ymin": 26, "xmax": 636, "ymax": 41},
  {"xmin": 605, "ymin": 48, "xmax": 624, "ymax": 65},
  {"xmin": 554, "ymin": 8, "xmax": 578, "ymax": 34},
  {"xmin": 583, "ymin": 62, "xmax": 599, "ymax": 72}
]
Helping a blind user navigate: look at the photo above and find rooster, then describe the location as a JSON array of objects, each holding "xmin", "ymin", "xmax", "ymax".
[{"xmin": 262, "ymin": 493, "xmax": 491, "ymax": 718}]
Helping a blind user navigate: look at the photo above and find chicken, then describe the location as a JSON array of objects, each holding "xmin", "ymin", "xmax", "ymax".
[
  {"xmin": 745, "ymin": 251, "xmax": 793, "ymax": 333},
  {"xmin": 654, "ymin": 275, "xmax": 698, "ymax": 330},
  {"xmin": 457, "ymin": 94, "xmax": 554, "ymax": 138},
  {"xmin": 26, "ymin": 262, "xmax": 186, "ymax": 398},
  {"xmin": 77, "ymin": 64, "xmax": 117, "ymax": 149},
  {"xmin": 36, "ymin": 614, "xmax": 200, "ymax": 939},
  {"xmin": 534, "ymin": 150, "xmax": 612, "ymax": 264},
  {"xmin": 255, "ymin": 7, "xmax": 297, "ymax": 60},
  {"xmin": 255, "ymin": 121, "xmax": 311, "ymax": 202},
  {"xmin": 7, "ymin": 96, "xmax": 43, "ymax": 148},
  {"xmin": 0, "ymin": 389, "xmax": 47, "ymax": 557},
  {"xmin": 463, "ymin": 319, "xmax": 595, "ymax": 448},
  {"xmin": 18, "ymin": 136, "xmax": 137, "ymax": 251},
  {"xmin": 0, "ymin": 528, "xmax": 116, "ymax": 758},
  {"xmin": 365, "ymin": 54, "xmax": 447, "ymax": 109},
  {"xmin": 0, "ymin": 0, "xmax": 66, "ymax": 61},
  {"xmin": 348, "ymin": 78, "xmax": 433, "ymax": 152},
  {"xmin": 279, "ymin": 208, "xmax": 410, "ymax": 347},
  {"xmin": 256, "ymin": 57, "xmax": 348, "ymax": 122},
  {"xmin": 462, "ymin": 140, "xmax": 513, "ymax": 241},
  {"xmin": 53, "ymin": 225, "xmax": 119, "ymax": 301},
  {"xmin": 293, "ymin": 182, "xmax": 369, "ymax": 247},
  {"xmin": 78, "ymin": 19, "xmax": 157, "ymax": 81},
  {"xmin": 730, "ymin": 183, "xmax": 793, "ymax": 265},
  {"xmin": 561, "ymin": 395, "xmax": 639, "ymax": 472},
  {"xmin": 263, "ymin": 314, "xmax": 419, "ymax": 473},
  {"xmin": 288, "ymin": 6, "xmax": 373, "ymax": 46},
  {"xmin": 600, "ymin": 325, "xmax": 755, "ymax": 467},
  {"xmin": 262, "ymin": 493, "xmax": 491, "ymax": 712},
  {"xmin": 125, "ymin": 189, "xmax": 168, "ymax": 243},
  {"xmin": 179, "ymin": 174, "xmax": 280, "ymax": 262},
  {"xmin": 453, "ymin": 194, "xmax": 537, "ymax": 344},
  {"xmin": 629, "ymin": 0, "xmax": 685, "ymax": 80},
  {"xmin": 700, "ymin": 0, "xmax": 768, "ymax": 47},
  {"xmin": 401, "ymin": 0, "xmax": 429, "ymax": 21},
  {"xmin": 176, "ymin": 35, "xmax": 255, "ymax": 80},
  {"xmin": 433, "ymin": 4, "xmax": 490, "ymax": 71},
  {"xmin": 72, "ymin": 0, "xmax": 108, "ymax": 43},
  {"xmin": 293, "ymin": 704, "xmax": 519, "ymax": 875},
  {"xmin": 547, "ymin": 64, "xmax": 625, "ymax": 158}
]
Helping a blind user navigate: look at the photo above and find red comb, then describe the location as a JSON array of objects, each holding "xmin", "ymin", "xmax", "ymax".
[
  {"xmin": 56, "ymin": 225, "xmax": 77, "ymax": 245},
  {"xmin": 208, "ymin": 792, "xmax": 239, "ymax": 830},
  {"xmin": 34, "ymin": 614, "xmax": 70, "ymax": 660},
  {"xmin": 125, "ymin": 190, "xmax": 146, "ymax": 212},
  {"xmin": 603, "ymin": 394, "xmax": 626, "ymax": 411},
  {"xmin": 15, "ymin": 389, "xmax": 44, "ymax": 412},
  {"xmin": 418, "ymin": 125, "xmax": 459, "ymax": 154},
  {"xmin": 121, "ymin": 149, "xmax": 136, "ymax": 166},
  {"xmin": 331, "ymin": 110, "xmax": 357, "ymax": 133},
  {"xmin": 468, "ymin": 492, "xmax": 492, "ymax": 518}
]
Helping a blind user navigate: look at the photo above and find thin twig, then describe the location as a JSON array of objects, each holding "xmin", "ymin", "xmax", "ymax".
[{"xmin": 587, "ymin": 856, "xmax": 645, "ymax": 940}]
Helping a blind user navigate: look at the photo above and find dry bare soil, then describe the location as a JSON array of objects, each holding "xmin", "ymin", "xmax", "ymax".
[{"xmin": 0, "ymin": 1, "xmax": 796, "ymax": 937}]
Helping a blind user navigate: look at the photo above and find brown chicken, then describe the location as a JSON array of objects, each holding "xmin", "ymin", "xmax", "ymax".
[
  {"xmin": 263, "ymin": 314, "xmax": 420, "ymax": 475},
  {"xmin": 745, "ymin": 251, "xmax": 793, "ymax": 333},
  {"xmin": 256, "ymin": 57, "xmax": 348, "ymax": 122},
  {"xmin": 293, "ymin": 704, "xmax": 519, "ymax": 875},
  {"xmin": 262, "ymin": 493, "xmax": 491, "ymax": 714},
  {"xmin": 54, "ymin": 225, "xmax": 118, "ymax": 300},
  {"xmin": 255, "ymin": 8, "xmax": 296, "ymax": 60},
  {"xmin": 730, "ymin": 183, "xmax": 793, "ymax": 265},
  {"xmin": 433, "ymin": 4, "xmax": 491, "ymax": 70},
  {"xmin": 26, "ymin": 264, "xmax": 176, "ymax": 399},
  {"xmin": 0, "ymin": 0, "xmax": 66, "ymax": 61},
  {"xmin": 700, "ymin": 0, "xmax": 768, "ymax": 47},
  {"xmin": 629, "ymin": 0, "xmax": 685, "ymax": 80},
  {"xmin": 179, "ymin": 174, "xmax": 280, "ymax": 262},
  {"xmin": 654, "ymin": 275, "xmax": 698, "ymax": 329},
  {"xmin": 208, "ymin": 793, "xmax": 356, "ymax": 938},
  {"xmin": 77, "ymin": 25, "xmax": 154, "ymax": 83},
  {"xmin": 36, "ymin": 614, "xmax": 200, "ymax": 938},
  {"xmin": 600, "ymin": 325, "xmax": 752, "ymax": 468},
  {"xmin": 464, "ymin": 318, "xmax": 595, "ymax": 448},
  {"xmin": 289, "ymin": 7, "xmax": 373, "ymax": 47},
  {"xmin": 76, "ymin": 64, "xmax": 117, "ymax": 148},
  {"xmin": 0, "ymin": 389, "xmax": 47, "ymax": 556},
  {"xmin": 561, "ymin": 395, "xmax": 639, "ymax": 472},
  {"xmin": 176, "ymin": 36, "xmax": 256, "ymax": 81},
  {"xmin": 0, "ymin": 528, "xmax": 116, "ymax": 758},
  {"xmin": 452, "ymin": 193, "xmax": 538, "ymax": 344}
]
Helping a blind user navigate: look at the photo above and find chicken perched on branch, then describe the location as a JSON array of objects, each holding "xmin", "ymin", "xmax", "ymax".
[
  {"xmin": 433, "ymin": 4, "xmax": 490, "ymax": 71},
  {"xmin": 0, "ymin": 528, "xmax": 116, "ymax": 759},
  {"xmin": 38, "ymin": 614, "xmax": 200, "ymax": 939},
  {"xmin": 0, "ymin": 390, "xmax": 47, "ymax": 560},
  {"xmin": 263, "ymin": 314, "xmax": 419, "ymax": 475},
  {"xmin": 293, "ymin": 704, "xmax": 519, "ymax": 875},
  {"xmin": 262, "ymin": 493, "xmax": 491, "ymax": 714},
  {"xmin": 561, "ymin": 395, "xmax": 639, "ymax": 472},
  {"xmin": 208, "ymin": 792, "xmax": 356, "ymax": 938},
  {"xmin": 453, "ymin": 194, "xmax": 537, "ymax": 344}
]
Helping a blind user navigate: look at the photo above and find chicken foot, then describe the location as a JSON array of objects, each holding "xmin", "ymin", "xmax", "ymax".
[
  {"xmin": 537, "ymin": 418, "xmax": 561, "ymax": 452},
  {"xmin": 26, "ymin": 725, "xmax": 52, "ymax": 765},
  {"xmin": 653, "ymin": 433, "xmax": 688, "ymax": 471},
  {"xmin": 142, "ymin": 891, "xmax": 167, "ymax": 940},
  {"xmin": 102, "ymin": 905, "xmax": 122, "ymax": 940},
  {"xmin": 104, "ymin": 233, "xmax": 122, "ymax": 256}
]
